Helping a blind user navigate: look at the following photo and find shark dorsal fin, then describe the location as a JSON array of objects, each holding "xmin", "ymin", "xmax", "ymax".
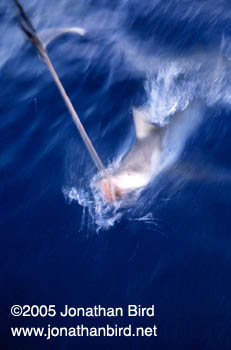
[{"xmin": 132, "ymin": 107, "xmax": 159, "ymax": 139}]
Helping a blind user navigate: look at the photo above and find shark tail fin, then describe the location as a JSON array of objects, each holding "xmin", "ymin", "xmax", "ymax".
[
  {"xmin": 132, "ymin": 107, "xmax": 161, "ymax": 139},
  {"xmin": 39, "ymin": 27, "xmax": 86, "ymax": 49},
  {"xmin": 14, "ymin": 1, "xmax": 85, "ymax": 52}
]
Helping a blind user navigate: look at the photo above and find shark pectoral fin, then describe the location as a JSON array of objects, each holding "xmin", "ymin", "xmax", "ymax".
[
  {"xmin": 39, "ymin": 27, "xmax": 86, "ymax": 48},
  {"xmin": 132, "ymin": 107, "xmax": 160, "ymax": 139}
]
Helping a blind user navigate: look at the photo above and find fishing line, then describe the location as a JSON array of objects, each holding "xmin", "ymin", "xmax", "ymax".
[{"xmin": 13, "ymin": 0, "xmax": 105, "ymax": 174}]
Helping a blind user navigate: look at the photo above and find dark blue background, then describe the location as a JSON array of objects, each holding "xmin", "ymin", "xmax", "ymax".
[{"xmin": 1, "ymin": 0, "xmax": 231, "ymax": 349}]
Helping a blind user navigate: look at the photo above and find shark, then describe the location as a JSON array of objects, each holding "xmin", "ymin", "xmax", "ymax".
[
  {"xmin": 14, "ymin": 0, "xmax": 204, "ymax": 205},
  {"xmin": 100, "ymin": 101, "xmax": 203, "ymax": 203},
  {"xmin": 101, "ymin": 107, "xmax": 163, "ymax": 202}
]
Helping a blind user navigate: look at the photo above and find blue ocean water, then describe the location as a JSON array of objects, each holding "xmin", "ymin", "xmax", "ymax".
[{"xmin": 1, "ymin": 0, "xmax": 231, "ymax": 349}]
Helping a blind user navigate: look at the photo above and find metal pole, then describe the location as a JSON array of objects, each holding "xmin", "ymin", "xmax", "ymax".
[{"xmin": 14, "ymin": 0, "xmax": 105, "ymax": 174}]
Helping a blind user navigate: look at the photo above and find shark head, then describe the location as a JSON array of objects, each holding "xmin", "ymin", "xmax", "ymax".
[{"xmin": 100, "ymin": 107, "xmax": 163, "ymax": 202}]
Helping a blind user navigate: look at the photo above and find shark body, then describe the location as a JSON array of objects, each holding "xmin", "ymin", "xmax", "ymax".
[
  {"xmin": 101, "ymin": 107, "xmax": 164, "ymax": 202},
  {"xmin": 101, "ymin": 101, "xmax": 203, "ymax": 203}
]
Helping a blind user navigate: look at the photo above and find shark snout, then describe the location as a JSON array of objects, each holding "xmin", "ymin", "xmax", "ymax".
[{"xmin": 100, "ymin": 178, "xmax": 124, "ymax": 203}]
